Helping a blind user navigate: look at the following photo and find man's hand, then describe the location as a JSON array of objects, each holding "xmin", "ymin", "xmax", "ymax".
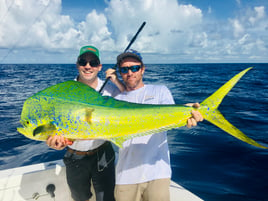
[
  {"xmin": 105, "ymin": 68, "xmax": 126, "ymax": 92},
  {"xmin": 105, "ymin": 68, "xmax": 117, "ymax": 83},
  {"xmin": 186, "ymin": 103, "xmax": 203, "ymax": 128},
  {"xmin": 46, "ymin": 135, "xmax": 73, "ymax": 150}
]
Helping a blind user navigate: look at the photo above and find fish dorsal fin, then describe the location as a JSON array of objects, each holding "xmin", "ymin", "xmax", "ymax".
[
  {"xmin": 32, "ymin": 81, "xmax": 102, "ymax": 105},
  {"xmin": 31, "ymin": 80, "xmax": 144, "ymax": 108}
]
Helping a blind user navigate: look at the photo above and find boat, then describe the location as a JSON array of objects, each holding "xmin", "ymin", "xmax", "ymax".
[{"xmin": 0, "ymin": 160, "xmax": 203, "ymax": 201}]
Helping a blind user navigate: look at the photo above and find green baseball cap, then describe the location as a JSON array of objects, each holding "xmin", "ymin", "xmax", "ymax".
[{"xmin": 79, "ymin": 45, "xmax": 100, "ymax": 60}]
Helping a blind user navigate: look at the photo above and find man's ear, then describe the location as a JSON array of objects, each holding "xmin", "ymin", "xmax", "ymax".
[
  {"xmin": 141, "ymin": 65, "xmax": 145, "ymax": 75},
  {"xmin": 98, "ymin": 64, "xmax": 103, "ymax": 72}
]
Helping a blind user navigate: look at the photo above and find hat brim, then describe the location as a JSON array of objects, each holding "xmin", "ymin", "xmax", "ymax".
[{"xmin": 78, "ymin": 52, "xmax": 100, "ymax": 61}]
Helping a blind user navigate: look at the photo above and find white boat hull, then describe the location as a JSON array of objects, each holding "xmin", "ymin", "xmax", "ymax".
[{"xmin": 0, "ymin": 160, "xmax": 203, "ymax": 201}]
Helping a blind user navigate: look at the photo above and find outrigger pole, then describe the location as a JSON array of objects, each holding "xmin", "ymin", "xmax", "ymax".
[{"xmin": 98, "ymin": 21, "xmax": 146, "ymax": 93}]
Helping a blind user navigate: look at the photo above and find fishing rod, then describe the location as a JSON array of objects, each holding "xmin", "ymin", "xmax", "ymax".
[{"xmin": 99, "ymin": 21, "xmax": 146, "ymax": 93}]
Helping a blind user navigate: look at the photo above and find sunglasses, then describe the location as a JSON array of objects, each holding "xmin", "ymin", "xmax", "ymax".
[
  {"xmin": 119, "ymin": 65, "xmax": 142, "ymax": 74},
  {"xmin": 78, "ymin": 59, "xmax": 100, "ymax": 67}
]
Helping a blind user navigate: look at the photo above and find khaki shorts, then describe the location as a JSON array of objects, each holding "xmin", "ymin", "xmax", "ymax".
[{"xmin": 115, "ymin": 178, "xmax": 170, "ymax": 201}]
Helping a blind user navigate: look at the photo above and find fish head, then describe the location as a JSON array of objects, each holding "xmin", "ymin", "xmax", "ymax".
[
  {"xmin": 17, "ymin": 117, "xmax": 56, "ymax": 141},
  {"xmin": 17, "ymin": 96, "xmax": 57, "ymax": 141}
]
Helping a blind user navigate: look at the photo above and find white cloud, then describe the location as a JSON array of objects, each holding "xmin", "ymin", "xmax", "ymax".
[
  {"xmin": 249, "ymin": 6, "xmax": 265, "ymax": 25},
  {"xmin": 231, "ymin": 19, "xmax": 245, "ymax": 38},
  {"xmin": 0, "ymin": 0, "xmax": 115, "ymax": 62},
  {"xmin": 77, "ymin": 10, "xmax": 114, "ymax": 50},
  {"xmin": 236, "ymin": 0, "xmax": 241, "ymax": 6},
  {"xmin": 0, "ymin": 0, "xmax": 77, "ymax": 49},
  {"xmin": 223, "ymin": 6, "xmax": 268, "ymax": 61},
  {"xmin": 0, "ymin": 0, "xmax": 267, "ymax": 63},
  {"xmin": 238, "ymin": 34, "xmax": 249, "ymax": 45},
  {"xmin": 106, "ymin": 0, "xmax": 203, "ymax": 54},
  {"xmin": 208, "ymin": 6, "xmax": 212, "ymax": 14}
]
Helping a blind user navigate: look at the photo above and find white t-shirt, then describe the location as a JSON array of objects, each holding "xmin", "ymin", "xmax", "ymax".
[
  {"xmin": 68, "ymin": 77, "xmax": 120, "ymax": 151},
  {"xmin": 114, "ymin": 85, "xmax": 175, "ymax": 185}
]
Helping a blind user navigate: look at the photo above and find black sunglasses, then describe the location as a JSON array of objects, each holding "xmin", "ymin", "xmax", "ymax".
[
  {"xmin": 78, "ymin": 59, "xmax": 100, "ymax": 67},
  {"xmin": 119, "ymin": 65, "xmax": 142, "ymax": 74}
]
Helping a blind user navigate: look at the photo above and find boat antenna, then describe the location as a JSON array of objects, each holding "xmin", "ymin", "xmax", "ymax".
[{"xmin": 98, "ymin": 21, "xmax": 146, "ymax": 93}]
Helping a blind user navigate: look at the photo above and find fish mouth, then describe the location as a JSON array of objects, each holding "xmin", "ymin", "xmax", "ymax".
[
  {"xmin": 33, "ymin": 123, "xmax": 56, "ymax": 136},
  {"xmin": 17, "ymin": 127, "xmax": 27, "ymax": 135}
]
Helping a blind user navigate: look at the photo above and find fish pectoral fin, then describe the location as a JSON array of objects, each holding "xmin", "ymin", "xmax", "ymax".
[
  {"xmin": 83, "ymin": 108, "xmax": 94, "ymax": 124},
  {"xmin": 33, "ymin": 122, "xmax": 56, "ymax": 136}
]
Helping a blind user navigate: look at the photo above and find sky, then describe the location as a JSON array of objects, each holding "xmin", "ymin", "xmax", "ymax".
[{"xmin": 0, "ymin": 0, "xmax": 267, "ymax": 64}]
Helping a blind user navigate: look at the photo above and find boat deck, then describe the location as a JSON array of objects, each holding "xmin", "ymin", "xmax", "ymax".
[{"xmin": 0, "ymin": 160, "xmax": 203, "ymax": 201}]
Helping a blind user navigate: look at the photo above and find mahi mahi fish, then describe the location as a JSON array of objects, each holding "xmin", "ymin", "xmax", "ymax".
[{"xmin": 17, "ymin": 67, "xmax": 267, "ymax": 149}]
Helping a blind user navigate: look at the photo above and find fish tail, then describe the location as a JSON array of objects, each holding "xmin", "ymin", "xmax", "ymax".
[{"xmin": 199, "ymin": 67, "xmax": 267, "ymax": 149}]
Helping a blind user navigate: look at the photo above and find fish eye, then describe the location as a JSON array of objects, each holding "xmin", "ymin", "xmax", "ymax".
[{"xmin": 21, "ymin": 120, "xmax": 30, "ymax": 127}]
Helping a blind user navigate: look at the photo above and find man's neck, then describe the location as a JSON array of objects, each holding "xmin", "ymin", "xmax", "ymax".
[
  {"xmin": 77, "ymin": 76, "xmax": 98, "ymax": 89},
  {"xmin": 126, "ymin": 83, "xmax": 145, "ymax": 92}
]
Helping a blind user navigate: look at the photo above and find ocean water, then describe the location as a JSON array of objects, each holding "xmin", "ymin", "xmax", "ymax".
[{"xmin": 0, "ymin": 63, "xmax": 267, "ymax": 201}]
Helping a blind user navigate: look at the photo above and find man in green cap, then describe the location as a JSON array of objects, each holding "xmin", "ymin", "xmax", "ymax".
[{"xmin": 46, "ymin": 45, "xmax": 124, "ymax": 201}]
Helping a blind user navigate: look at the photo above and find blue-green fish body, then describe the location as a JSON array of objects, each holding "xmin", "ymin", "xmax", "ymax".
[{"xmin": 17, "ymin": 67, "xmax": 267, "ymax": 149}]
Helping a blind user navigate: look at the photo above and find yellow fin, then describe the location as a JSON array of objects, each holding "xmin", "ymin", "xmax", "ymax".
[
  {"xmin": 84, "ymin": 108, "xmax": 94, "ymax": 124},
  {"xmin": 205, "ymin": 109, "xmax": 267, "ymax": 149},
  {"xmin": 200, "ymin": 67, "xmax": 267, "ymax": 149}
]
